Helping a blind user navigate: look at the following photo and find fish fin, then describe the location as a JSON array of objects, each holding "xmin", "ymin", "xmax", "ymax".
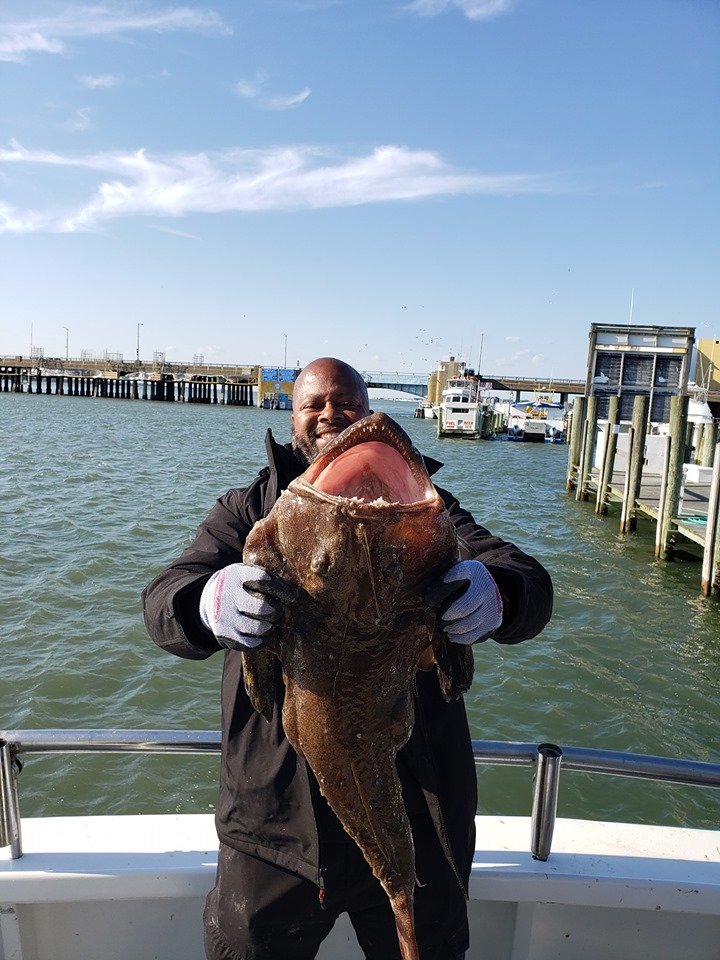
[
  {"xmin": 416, "ymin": 644, "xmax": 436, "ymax": 672},
  {"xmin": 241, "ymin": 648, "xmax": 276, "ymax": 722},
  {"xmin": 432, "ymin": 635, "xmax": 475, "ymax": 701}
]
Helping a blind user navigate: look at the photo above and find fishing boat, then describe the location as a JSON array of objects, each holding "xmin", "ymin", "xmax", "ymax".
[
  {"xmin": 437, "ymin": 377, "xmax": 483, "ymax": 438},
  {"xmin": 507, "ymin": 399, "xmax": 567, "ymax": 443},
  {"xmin": 1, "ymin": 729, "xmax": 719, "ymax": 960}
]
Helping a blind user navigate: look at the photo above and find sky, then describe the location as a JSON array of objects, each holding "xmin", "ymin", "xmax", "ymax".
[{"xmin": 1, "ymin": 0, "xmax": 718, "ymax": 379}]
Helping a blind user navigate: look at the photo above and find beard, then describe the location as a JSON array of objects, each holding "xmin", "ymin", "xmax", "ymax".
[{"xmin": 291, "ymin": 429, "xmax": 318, "ymax": 467}]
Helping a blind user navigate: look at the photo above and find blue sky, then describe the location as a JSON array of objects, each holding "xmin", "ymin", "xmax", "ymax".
[{"xmin": 1, "ymin": 0, "xmax": 718, "ymax": 378}]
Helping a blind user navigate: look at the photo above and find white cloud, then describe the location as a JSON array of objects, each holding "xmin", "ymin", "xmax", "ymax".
[
  {"xmin": 79, "ymin": 73, "xmax": 124, "ymax": 89},
  {"xmin": 405, "ymin": 0, "xmax": 516, "ymax": 20},
  {"xmin": 265, "ymin": 88, "xmax": 311, "ymax": 111},
  {"xmin": 0, "ymin": 140, "xmax": 557, "ymax": 233},
  {"xmin": 236, "ymin": 77, "xmax": 265, "ymax": 99},
  {"xmin": 0, "ymin": 31, "xmax": 64, "ymax": 61},
  {"xmin": 235, "ymin": 73, "xmax": 311, "ymax": 111},
  {"xmin": 0, "ymin": 4, "xmax": 229, "ymax": 62}
]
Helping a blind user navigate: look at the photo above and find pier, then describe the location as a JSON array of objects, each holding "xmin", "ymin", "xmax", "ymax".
[
  {"xmin": 0, "ymin": 357, "xmax": 259, "ymax": 405},
  {"xmin": 566, "ymin": 394, "xmax": 720, "ymax": 597}
]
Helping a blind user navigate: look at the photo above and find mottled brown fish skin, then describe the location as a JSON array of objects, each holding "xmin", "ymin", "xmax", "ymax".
[{"xmin": 242, "ymin": 413, "xmax": 462, "ymax": 959}]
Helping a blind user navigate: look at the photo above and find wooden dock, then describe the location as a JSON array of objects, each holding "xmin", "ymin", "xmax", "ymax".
[
  {"xmin": 567, "ymin": 393, "xmax": 720, "ymax": 597},
  {"xmin": 583, "ymin": 468, "xmax": 712, "ymax": 550}
]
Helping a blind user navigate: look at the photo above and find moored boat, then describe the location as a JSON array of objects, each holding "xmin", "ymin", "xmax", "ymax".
[
  {"xmin": 507, "ymin": 399, "xmax": 567, "ymax": 443},
  {"xmin": 437, "ymin": 377, "xmax": 483, "ymax": 438}
]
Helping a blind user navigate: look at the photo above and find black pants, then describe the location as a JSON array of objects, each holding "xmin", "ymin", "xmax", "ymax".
[{"xmin": 203, "ymin": 839, "xmax": 468, "ymax": 960}]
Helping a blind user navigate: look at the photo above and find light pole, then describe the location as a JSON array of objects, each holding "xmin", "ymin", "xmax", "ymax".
[
  {"xmin": 62, "ymin": 326, "xmax": 69, "ymax": 361},
  {"xmin": 136, "ymin": 322, "xmax": 144, "ymax": 365},
  {"xmin": 283, "ymin": 333, "xmax": 288, "ymax": 370}
]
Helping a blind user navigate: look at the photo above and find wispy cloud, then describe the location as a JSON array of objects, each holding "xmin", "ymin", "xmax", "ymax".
[
  {"xmin": 0, "ymin": 140, "xmax": 557, "ymax": 234},
  {"xmin": 63, "ymin": 106, "xmax": 94, "ymax": 131},
  {"xmin": 0, "ymin": 3, "xmax": 229, "ymax": 62},
  {"xmin": 79, "ymin": 73, "xmax": 124, "ymax": 89},
  {"xmin": 150, "ymin": 223, "xmax": 200, "ymax": 239},
  {"xmin": 235, "ymin": 72, "xmax": 311, "ymax": 111},
  {"xmin": 405, "ymin": 0, "xmax": 517, "ymax": 21}
]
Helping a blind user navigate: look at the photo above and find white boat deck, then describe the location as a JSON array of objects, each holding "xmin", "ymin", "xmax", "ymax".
[{"xmin": 2, "ymin": 814, "xmax": 719, "ymax": 959}]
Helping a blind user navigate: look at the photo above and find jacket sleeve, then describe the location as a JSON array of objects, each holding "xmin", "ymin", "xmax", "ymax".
[
  {"xmin": 141, "ymin": 477, "xmax": 266, "ymax": 660},
  {"xmin": 437, "ymin": 485, "xmax": 553, "ymax": 645}
]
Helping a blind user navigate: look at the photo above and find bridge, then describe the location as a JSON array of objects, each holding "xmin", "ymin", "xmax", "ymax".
[
  {"xmin": 1, "ymin": 356, "xmax": 588, "ymax": 403},
  {"xmin": 361, "ymin": 371, "xmax": 587, "ymax": 402}
]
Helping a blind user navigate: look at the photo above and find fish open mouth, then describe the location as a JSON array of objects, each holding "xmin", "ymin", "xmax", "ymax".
[{"xmin": 299, "ymin": 413, "xmax": 435, "ymax": 506}]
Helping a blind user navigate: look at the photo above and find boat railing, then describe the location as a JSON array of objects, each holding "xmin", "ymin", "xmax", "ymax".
[{"xmin": 2, "ymin": 731, "xmax": 719, "ymax": 862}]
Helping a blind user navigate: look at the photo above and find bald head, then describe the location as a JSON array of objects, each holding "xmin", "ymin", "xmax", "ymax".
[{"xmin": 291, "ymin": 358, "xmax": 371, "ymax": 463}]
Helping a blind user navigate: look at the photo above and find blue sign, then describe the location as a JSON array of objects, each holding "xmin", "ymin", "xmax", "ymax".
[{"xmin": 262, "ymin": 367, "xmax": 296, "ymax": 382}]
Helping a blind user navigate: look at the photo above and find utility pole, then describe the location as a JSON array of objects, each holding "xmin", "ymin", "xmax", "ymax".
[
  {"xmin": 284, "ymin": 333, "xmax": 288, "ymax": 370},
  {"xmin": 136, "ymin": 322, "xmax": 144, "ymax": 365},
  {"xmin": 62, "ymin": 326, "xmax": 69, "ymax": 361}
]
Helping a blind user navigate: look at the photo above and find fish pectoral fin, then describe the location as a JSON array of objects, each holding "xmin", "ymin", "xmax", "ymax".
[
  {"xmin": 416, "ymin": 644, "xmax": 436, "ymax": 672},
  {"xmin": 241, "ymin": 648, "xmax": 276, "ymax": 722},
  {"xmin": 431, "ymin": 634, "xmax": 475, "ymax": 702}
]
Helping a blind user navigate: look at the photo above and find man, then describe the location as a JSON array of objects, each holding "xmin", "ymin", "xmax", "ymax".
[{"xmin": 142, "ymin": 357, "xmax": 553, "ymax": 960}]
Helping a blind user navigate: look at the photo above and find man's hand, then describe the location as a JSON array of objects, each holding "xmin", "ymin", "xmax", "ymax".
[
  {"xmin": 425, "ymin": 559, "xmax": 504, "ymax": 644},
  {"xmin": 199, "ymin": 563, "xmax": 297, "ymax": 650}
]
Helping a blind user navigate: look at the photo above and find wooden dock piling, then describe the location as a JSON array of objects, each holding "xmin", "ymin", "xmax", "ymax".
[
  {"xmin": 701, "ymin": 439, "xmax": 720, "ymax": 596},
  {"xmin": 621, "ymin": 395, "xmax": 650, "ymax": 534},
  {"xmin": 595, "ymin": 396, "xmax": 620, "ymax": 515},
  {"xmin": 658, "ymin": 394, "xmax": 690, "ymax": 560},
  {"xmin": 576, "ymin": 396, "xmax": 597, "ymax": 501},
  {"xmin": 567, "ymin": 396, "xmax": 586, "ymax": 492}
]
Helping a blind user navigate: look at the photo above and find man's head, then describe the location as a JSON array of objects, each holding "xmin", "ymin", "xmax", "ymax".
[{"xmin": 291, "ymin": 357, "xmax": 371, "ymax": 464}]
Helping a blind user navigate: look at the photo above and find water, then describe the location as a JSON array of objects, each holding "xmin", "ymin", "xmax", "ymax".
[{"xmin": 2, "ymin": 393, "xmax": 718, "ymax": 829}]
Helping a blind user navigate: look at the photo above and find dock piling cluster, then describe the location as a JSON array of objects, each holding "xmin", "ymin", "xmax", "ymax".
[{"xmin": 567, "ymin": 395, "xmax": 720, "ymax": 597}]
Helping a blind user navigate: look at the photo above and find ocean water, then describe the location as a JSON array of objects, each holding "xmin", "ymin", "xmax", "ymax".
[{"xmin": 2, "ymin": 392, "xmax": 718, "ymax": 829}]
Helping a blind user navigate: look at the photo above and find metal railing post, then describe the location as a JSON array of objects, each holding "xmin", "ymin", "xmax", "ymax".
[
  {"xmin": 530, "ymin": 743, "xmax": 563, "ymax": 861},
  {"xmin": 0, "ymin": 739, "xmax": 22, "ymax": 859}
]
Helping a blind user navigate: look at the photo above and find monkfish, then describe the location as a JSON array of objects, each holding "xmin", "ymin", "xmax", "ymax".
[{"xmin": 242, "ymin": 412, "xmax": 474, "ymax": 960}]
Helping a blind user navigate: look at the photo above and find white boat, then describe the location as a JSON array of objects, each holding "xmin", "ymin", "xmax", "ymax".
[
  {"xmin": 507, "ymin": 400, "xmax": 567, "ymax": 443},
  {"xmin": 2, "ymin": 730, "xmax": 719, "ymax": 960},
  {"xmin": 437, "ymin": 378, "xmax": 483, "ymax": 438},
  {"xmin": 414, "ymin": 399, "xmax": 436, "ymax": 419}
]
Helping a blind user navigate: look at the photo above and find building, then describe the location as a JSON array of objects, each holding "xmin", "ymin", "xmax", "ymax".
[
  {"xmin": 258, "ymin": 366, "xmax": 298, "ymax": 409},
  {"xmin": 585, "ymin": 324, "xmax": 695, "ymax": 423}
]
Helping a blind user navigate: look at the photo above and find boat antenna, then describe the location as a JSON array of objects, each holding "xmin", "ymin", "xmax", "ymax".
[
  {"xmin": 477, "ymin": 332, "xmax": 484, "ymax": 377},
  {"xmin": 628, "ymin": 288, "xmax": 635, "ymax": 327}
]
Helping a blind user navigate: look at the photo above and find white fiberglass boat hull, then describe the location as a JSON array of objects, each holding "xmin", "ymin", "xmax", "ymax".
[{"xmin": 2, "ymin": 813, "xmax": 719, "ymax": 960}]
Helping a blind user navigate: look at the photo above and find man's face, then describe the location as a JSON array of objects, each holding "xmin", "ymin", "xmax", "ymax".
[{"xmin": 291, "ymin": 364, "xmax": 370, "ymax": 464}]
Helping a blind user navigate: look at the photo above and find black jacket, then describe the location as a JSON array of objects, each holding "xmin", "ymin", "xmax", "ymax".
[{"xmin": 142, "ymin": 430, "xmax": 553, "ymax": 891}]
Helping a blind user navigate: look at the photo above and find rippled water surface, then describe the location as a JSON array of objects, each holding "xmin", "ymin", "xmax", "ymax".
[{"xmin": 2, "ymin": 393, "xmax": 718, "ymax": 827}]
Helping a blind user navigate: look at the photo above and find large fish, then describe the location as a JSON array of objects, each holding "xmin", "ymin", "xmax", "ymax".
[{"xmin": 242, "ymin": 412, "xmax": 474, "ymax": 960}]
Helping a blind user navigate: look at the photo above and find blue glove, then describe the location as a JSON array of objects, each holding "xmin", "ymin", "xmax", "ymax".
[
  {"xmin": 199, "ymin": 563, "xmax": 295, "ymax": 650},
  {"xmin": 430, "ymin": 559, "xmax": 504, "ymax": 644}
]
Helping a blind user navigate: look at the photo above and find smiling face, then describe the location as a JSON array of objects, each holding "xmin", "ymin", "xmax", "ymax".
[{"xmin": 291, "ymin": 358, "xmax": 371, "ymax": 463}]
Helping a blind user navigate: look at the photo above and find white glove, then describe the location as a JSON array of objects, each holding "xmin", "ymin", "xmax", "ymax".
[
  {"xmin": 199, "ymin": 562, "xmax": 294, "ymax": 650},
  {"xmin": 432, "ymin": 559, "xmax": 504, "ymax": 644}
]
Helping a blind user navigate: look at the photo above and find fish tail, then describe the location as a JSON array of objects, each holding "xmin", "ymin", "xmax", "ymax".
[{"xmin": 391, "ymin": 890, "xmax": 420, "ymax": 960}]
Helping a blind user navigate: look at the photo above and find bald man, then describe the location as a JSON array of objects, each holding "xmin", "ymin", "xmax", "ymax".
[{"xmin": 143, "ymin": 357, "xmax": 553, "ymax": 960}]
